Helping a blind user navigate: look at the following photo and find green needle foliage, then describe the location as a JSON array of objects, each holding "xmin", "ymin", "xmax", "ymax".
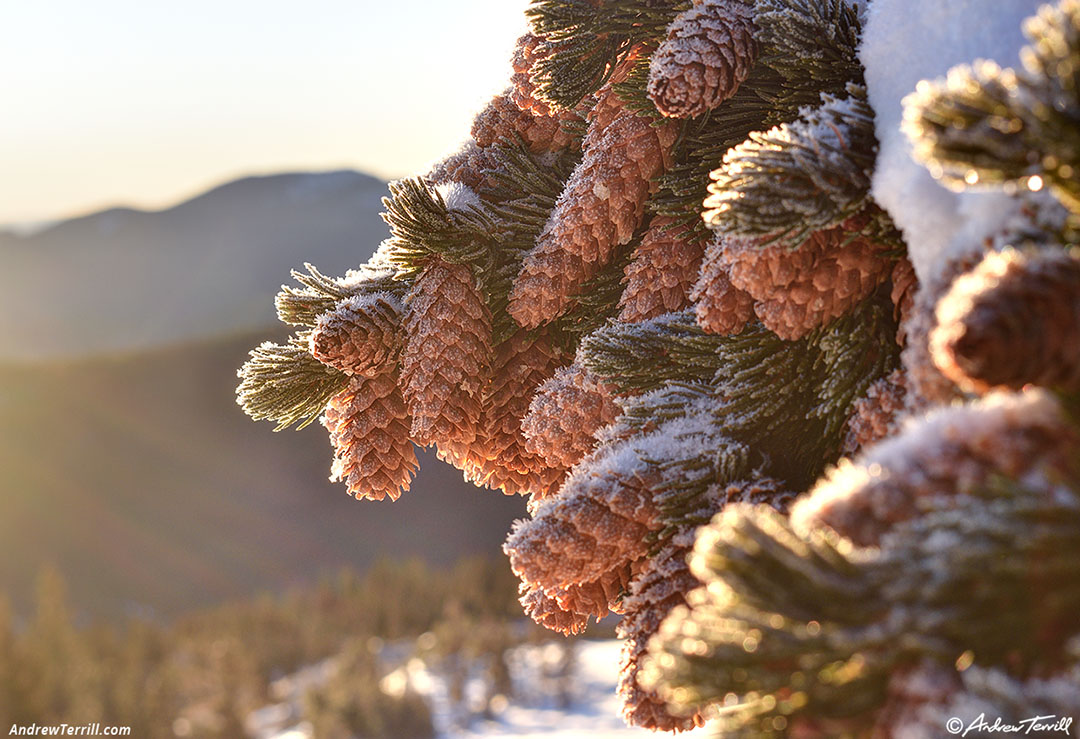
[
  {"xmin": 644, "ymin": 474, "xmax": 1080, "ymax": 735},
  {"xmin": 525, "ymin": 0, "xmax": 691, "ymax": 110},
  {"xmin": 236, "ymin": 332, "xmax": 350, "ymax": 431}
]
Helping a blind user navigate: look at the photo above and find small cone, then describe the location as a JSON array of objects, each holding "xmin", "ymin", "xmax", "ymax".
[
  {"xmin": 521, "ymin": 363, "xmax": 620, "ymax": 470},
  {"xmin": 647, "ymin": 0, "xmax": 758, "ymax": 119},
  {"xmin": 322, "ymin": 372, "xmax": 418, "ymax": 502},
  {"xmin": 618, "ymin": 217, "xmax": 708, "ymax": 323},
  {"xmin": 466, "ymin": 330, "xmax": 568, "ymax": 498},
  {"xmin": 841, "ymin": 369, "xmax": 908, "ymax": 457},
  {"xmin": 400, "ymin": 259, "xmax": 493, "ymax": 464},
  {"xmin": 890, "ymin": 257, "xmax": 917, "ymax": 345},
  {"xmin": 508, "ymin": 69, "xmax": 679, "ymax": 328},
  {"xmin": 722, "ymin": 217, "xmax": 893, "ymax": 340},
  {"xmin": 504, "ymin": 464, "xmax": 663, "ymax": 592},
  {"xmin": 520, "ymin": 585, "xmax": 591, "ymax": 636},
  {"xmin": 691, "ymin": 236, "xmax": 756, "ymax": 335},
  {"xmin": 309, "ymin": 294, "xmax": 402, "ymax": 377},
  {"xmin": 472, "ymin": 90, "xmax": 574, "ymax": 154},
  {"xmin": 931, "ymin": 249, "xmax": 1080, "ymax": 394},
  {"xmin": 426, "ymin": 141, "xmax": 496, "ymax": 191},
  {"xmin": 617, "ymin": 533, "xmax": 705, "ymax": 732}
]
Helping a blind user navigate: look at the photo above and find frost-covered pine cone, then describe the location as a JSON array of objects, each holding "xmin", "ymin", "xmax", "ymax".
[
  {"xmin": 617, "ymin": 532, "xmax": 705, "ymax": 732},
  {"xmin": 466, "ymin": 330, "xmax": 567, "ymax": 498},
  {"xmin": 521, "ymin": 363, "xmax": 619, "ymax": 470},
  {"xmin": 322, "ymin": 372, "xmax": 418, "ymax": 502},
  {"xmin": 508, "ymin": 69, "xmax": 679, "ymax": 328},
  {"xmin": 520, "ymin": 585, "xmax": 591, "ymax": 636},
  {"xmin": 931, "ymin": 248, "xmax": 1080, "ymax": 394},
  {"xmin": 309, "ymin": 293, "xmax": 402, "ymax": 377},
  {"xmin": 425, "ymin": 140, "xmax": 496, "ymax": 191},
  {"xmin": 400, "ymin": 258, "xmax": 492, "ymax": 463},
  {"xmin": 890, "ymin": 257, "xmax": 917, "ymax": 345},
  {"xmin": 471, "ymin": 89, "xmax": 575, "ymax": 154},
  {"xmin": 691, "ymin": 235, "xmax": 756, "ymax": 335},
  {"xmin": 791, "ymin": 389, "xmax": 1077, "ymax": 546},
  {"xmin": 618, "ymin": 217, "xmax": 707, "ymax": 323},
  {"xmin": 647, "ymin": 0, "xmax": 758, "ymax": 119},
  {"xmin": 504, "ymin": 458, "xmax": 663, "ymax": 593},
  {"xmin": 723, "ymin": 218, "xmax": 893, "ymax": 340},
  {"xmin": 841, "ymin": 368, "xmax": 908, "ymax": 456}
]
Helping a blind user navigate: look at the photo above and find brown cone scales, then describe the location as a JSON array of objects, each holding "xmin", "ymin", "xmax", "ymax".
[
  {"xmin": 931, "ymin": 248, "xmax": 1080, "ymax": 394},
  {"xmin": 691, "ymin": 235, "xmax": 756, "ymax": 335},
  {"xmin": 471, "ymin": 90, "xmax": 574, "ymax": 154},
  {"xmin": 425, "ymin": 141, "xmax": 496, "ymax": 191},
  {"xmin": 400, "ymin": 258, "xmax": 493, "ymax": 464},
  {"xmin": 521, "ymin": 363, "xmax": 620, "ymax": 470},
  {"xmin": 722, "ymin": 216, "xmax": 894, "ymax": 340},
  {"xmin": 309, "ymin": 293, "xmax": 402, "ymax": 377},
  {"xmin": 647, "ymin": 0, "xmax": 758, "ymax": 119},
  {"xmin": 322, "ymin": 372, "xmax": 418, "ymax": 502},
  {"xmin": 508, "ymin": 64, "xmax": 679, "ymax": 328},
  {"xmin": 520, "ymin": 586, "xmax": 591, "ymax": 636},
  {"xmin": 466, "ymin": 330, "xmax": 567, "ymax": 499},
  {"xmin": 841, "ymin": 368, "xmax": 908, "ymax": 457},
  {"xmin": 617, "ymin": 532, "xmax": 705, "ymax": 732},
  {"xmin": 618, "ymin": 217, "xmax": 708, "ymax": 323},
  {"xmin": 890, "ymin": 257, "xmax": 917, "ymax": 345},
  {"xmin": 504, "ymin": 464, "xmax": 663, "ymax": 592}
]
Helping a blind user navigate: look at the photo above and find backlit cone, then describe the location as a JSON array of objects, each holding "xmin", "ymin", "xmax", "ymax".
[
  {"xmin": 841, "ymin": 368, "xmax": 908, "ymax": 457},
  {"xmin": 322, "ymin": 372, "xmax": 418, "ymax": 502},
  {"xmin": 309, "ymin": 294, "xmax": 402, "ymax": 377},
  {"xmin": 618, "ymin": 217, "xmax": 707, "ymax": 323},
  {"xmin": 400, "ymin": 259, "xmax": 493, "ymax": 464},
  {"xmin": 931, "ymin": 248, "xmax": 1080, "ymax": 394},
  {"xmin": 508, "ymin": 72, "xmax": 679, "ymax": 328},
  {"xmin": 521, "ymin": 363, "xmax": 619, "ymax": 470},
  {"xmin": 647, "ymin": 0, "xmax": 758, "ymax": 119},
  {"xmin": 471, "ymin": 90, "xmax": 574, "ymax": 154},
  {"xmin": 466, "ymin": 330, "xmax": 567, "ymax": 499},
  {"xmin": 691, "ymin": 236, "xmax": 756, "ymax": 335}
]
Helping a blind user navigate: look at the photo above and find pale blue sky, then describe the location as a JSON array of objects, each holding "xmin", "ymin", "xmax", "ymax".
[{"xmin": 0, "ymin": 0, "xmax": 530, "ymax": 224}]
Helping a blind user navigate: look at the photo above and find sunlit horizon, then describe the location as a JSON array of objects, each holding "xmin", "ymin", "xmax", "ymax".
[{"xmin": 1, "ymin": 0, "xmax": 530, "ymax": 226}]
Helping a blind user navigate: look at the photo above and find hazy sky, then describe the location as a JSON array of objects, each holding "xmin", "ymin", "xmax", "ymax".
[{"xmin": 1, "ymin": 0, "xmax": 530, "ymax": 225}]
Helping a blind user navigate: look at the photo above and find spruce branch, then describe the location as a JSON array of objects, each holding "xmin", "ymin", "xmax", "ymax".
[
  {"xmin": 705, "ymin": 85, "xmax": 877, "ymax": 245},
  {"xmin": 236, "ymin": 332, "xmax": 350, "ymax": 431},
  {"xmin": 274, "ymin": 262, "xmax": 405, "ymax": 328}
]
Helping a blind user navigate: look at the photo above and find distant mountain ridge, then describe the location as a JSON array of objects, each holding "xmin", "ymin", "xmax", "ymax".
[{"xmin": 0, "ymin": 170, "xmax": 389, "ymax": 361}]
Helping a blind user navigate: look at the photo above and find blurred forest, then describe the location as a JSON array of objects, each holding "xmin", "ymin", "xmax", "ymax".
[{"xmin": 0, "ymin": 557, "xmax": 577, "ymax": 738}]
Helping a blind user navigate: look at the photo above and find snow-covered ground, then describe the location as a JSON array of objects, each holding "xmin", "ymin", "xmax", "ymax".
[{"xmin": 252, "ymin": 639, "xmax": 710, "ymax": 738}]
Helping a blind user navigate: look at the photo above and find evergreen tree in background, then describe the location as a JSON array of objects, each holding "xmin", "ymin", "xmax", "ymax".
[{"xmin": 238, "ymin": 0, "xmax": 1080, "ymax": 732}]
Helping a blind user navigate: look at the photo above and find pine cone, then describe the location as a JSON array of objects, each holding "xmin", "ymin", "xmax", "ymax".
[
  {"xmin": 472, "ymin": 90, "xmax": 574, "ymax": 154},
  {"xmin": 691, "ymin": 236, "xmax": 756, "ymax": 335},
  {"xmin": 520, "ymin": 585, "xmax": 590, "ymax": 636},
  {"xmin": 618, "ymin": 217, "xmax": 707, "ymax": 323},
  {"xmin": 931, "ymin": 249, "xmax": 1080, "ymax": 394},
  {"xmin": 504, "ymin": 456, "xmax": 663, "ymax": 591},
  {"xmin": 425, "ymin": 141, "xmax": 496, "ymax": 191},
  {"xmin": 722, "ymin": 219, "xmax": 893, "ymax": 340},
  {"xmin": 647, "ymin": 0, "xmax": 758, "ymax": 119},
  {"xmin": 890, "ymin": 257, "xmax": 917, "ymax": 345},
  {"xmin": 617, "ymin": 534, "xmax": 705, "ymax": 731},
  {"xmin": 309, "ymin": 294, "xmax": 402, "ymax": 377},
  {"xmin": 841, "ymin": 369, "xmax": 908, "ymax": 457},
  {"xmin": 508, "ymin": 78, "xmax": 679, "ymax": 328},
  {"xmin": 521, "ymin": 363, "xmax": 620, "ymax": 470},
  {"xmin": 322, "ymin": 372, "xmax": 418, "ymax": 502},
  {"xmin": 466, "ymin": 330, "xmax": 567, "ymax": 498},
  {"xmin": 717, "ymin": 476, "xmax": 797, "ymax": 512},
  {"xmin": 791, "ymin": 389, "xmax": 1077, "ymax": 546},
  {"xmin": 400, "ymin": 259, "xmax": 493, "ymax": 463}
]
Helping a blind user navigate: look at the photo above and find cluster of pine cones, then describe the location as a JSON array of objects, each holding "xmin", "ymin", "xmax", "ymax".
[{"xmin": 241, "ymin": 0, "xmax": 1080, "ymax": 732}]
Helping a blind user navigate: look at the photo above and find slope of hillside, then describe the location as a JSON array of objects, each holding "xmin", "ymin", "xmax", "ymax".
[
  {"xmin": 0, "ymin": 330, "xmax": 527, "ymax": 621},
  {"xmin": 0, "ymin": 171, "xmax": 388, "ymax": 360}
]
